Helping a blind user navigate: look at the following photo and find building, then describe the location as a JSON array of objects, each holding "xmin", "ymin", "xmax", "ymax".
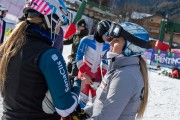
[
  {"xmin": 130, "ymin": 12, "xmax": 164, "ymax": 38},
  {"xmin": 143, "ymin": 14, "xmax": 164, "ymax": 38}
]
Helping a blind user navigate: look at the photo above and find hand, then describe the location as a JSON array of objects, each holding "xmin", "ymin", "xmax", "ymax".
[
  {"xmin": 82, "ymin": 73, "xmax": 93, "ymax": 85},
  {"xmin": 68, "ymin": 73, "xmax": 72, "ymax": 78}
]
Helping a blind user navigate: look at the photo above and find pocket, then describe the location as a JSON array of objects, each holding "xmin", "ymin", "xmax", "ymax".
[{"xmin": 96, "ymin": 82, "xmax": 108, "ymax": 104}]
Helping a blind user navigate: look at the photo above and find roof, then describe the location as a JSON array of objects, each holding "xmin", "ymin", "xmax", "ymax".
[{"xmin": 131, "ymin": 11, "xmax": 153, "ymax": 19}]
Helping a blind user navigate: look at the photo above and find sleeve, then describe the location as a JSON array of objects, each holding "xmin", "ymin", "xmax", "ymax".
[
  {"xmin": 63, "ymin": 35, "xmax": 74, "ymax": 45},
  {"xmin": 75, "ymin": 38, "xmax": 89, "ymax": 73},
  {"xmin": 91, "ymin": 72, "xmax": 136, "ymax": 120},
  {"xmin": 38, "ymin": 48, "xmax": 81, "ymax": 117}
]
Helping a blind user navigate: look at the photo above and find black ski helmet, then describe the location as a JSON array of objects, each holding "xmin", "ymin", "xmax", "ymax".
[{"xmin": 97, "ymin": 20, "xmax": 111, "ymax": 36}]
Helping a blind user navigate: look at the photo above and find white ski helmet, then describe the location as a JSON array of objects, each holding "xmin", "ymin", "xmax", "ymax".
[
  {"xmin": 23, "ymin": 0, "xmax": 71, "ymax": 33},
  {"xmin": 0, "ymin": 4, "xmax": 8, "ymax": 18}
]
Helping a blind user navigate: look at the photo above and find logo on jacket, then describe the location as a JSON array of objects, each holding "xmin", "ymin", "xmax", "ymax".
[{"xmin": 52, "ymin": 54, "xmax": 58, "ymax": 61}]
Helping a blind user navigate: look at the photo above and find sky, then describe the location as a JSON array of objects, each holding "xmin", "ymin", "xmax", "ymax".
[{"xmin": 0, "ymin": 45, "xmax": 180, "ymax": 120}]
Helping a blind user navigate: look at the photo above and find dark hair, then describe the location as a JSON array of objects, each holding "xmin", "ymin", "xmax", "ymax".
[{"xmin": 77, "ymin": 19, "xmax": 86, "ymax": 27}]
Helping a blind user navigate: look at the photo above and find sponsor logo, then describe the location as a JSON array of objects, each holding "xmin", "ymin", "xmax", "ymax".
[
  {"xmin": 57, "ymin": 61, "xmax": 69, "ymax": 92},
  {"xmin": 154, "ymin": 53, "xmax": 180, "ymax": 64},
  {"xmin": 52, "ymin": 54, "xmax": 58, "ymax": 61},
  {"xmin": 51, "ymin": 54, "xmax": 69, "ymax": 92}
]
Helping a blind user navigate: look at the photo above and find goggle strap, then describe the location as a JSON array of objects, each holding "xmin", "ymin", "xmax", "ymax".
[{"xmin": 121, "ymin": 28, "xmax": 148, "ymax": 48}]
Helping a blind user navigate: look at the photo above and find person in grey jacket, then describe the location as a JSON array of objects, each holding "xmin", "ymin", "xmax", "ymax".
[{"xmin": 82, "ymin": 22, "xmax": 149, "ymax": 120}]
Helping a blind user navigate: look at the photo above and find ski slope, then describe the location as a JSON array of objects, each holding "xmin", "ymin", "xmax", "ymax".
[{"xmin": 0, "ymin": 45, "xmax": 180, "ymax": 120}]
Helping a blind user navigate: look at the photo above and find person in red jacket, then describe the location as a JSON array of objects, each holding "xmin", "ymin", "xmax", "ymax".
[{"xmin": 172, "ymin": 67, "xmax": 179, "ymax": 79}]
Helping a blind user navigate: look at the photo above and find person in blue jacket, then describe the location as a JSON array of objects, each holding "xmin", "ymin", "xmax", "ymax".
[{"xmin": 0, "ymin": 0, "xmax": 81, "ymax": 120}]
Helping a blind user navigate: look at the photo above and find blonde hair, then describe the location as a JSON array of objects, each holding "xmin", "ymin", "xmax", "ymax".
[
  {"xmin": 136, "ymin": 56, "xmax": 149, "ymax": 119},
  {"xmin": 0, "ymin": 17, "xmax": 44, "ymax": 91}
]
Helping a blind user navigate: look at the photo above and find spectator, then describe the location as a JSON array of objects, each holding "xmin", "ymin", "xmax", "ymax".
[{"xmin": 64, "ymin": 19, "xmax": 89, "ymax": 77}]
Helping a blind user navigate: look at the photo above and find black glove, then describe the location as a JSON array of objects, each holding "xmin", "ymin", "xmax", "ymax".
[{"xmin": 70, "ymin": 105, "xmax": 90, "ymax": 120}]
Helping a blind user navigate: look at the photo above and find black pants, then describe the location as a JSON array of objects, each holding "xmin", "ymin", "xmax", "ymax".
[
  {"xmin": 67, "ymin": 60, "xmax": 78, "ymax": 76},
  {"xmin": 67, "ymin": 60, "xmax": 78, "ymax": 88}
]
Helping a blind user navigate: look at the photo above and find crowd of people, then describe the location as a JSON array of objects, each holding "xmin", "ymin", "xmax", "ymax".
[{"xmin": 0, "ymin": 0, "xmax": 152, "ymax": 120}]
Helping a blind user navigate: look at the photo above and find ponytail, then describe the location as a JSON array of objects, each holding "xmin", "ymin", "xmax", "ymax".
[{"xmin": 136, "ymin": 56, "xmax": 149, "ymax": 119}]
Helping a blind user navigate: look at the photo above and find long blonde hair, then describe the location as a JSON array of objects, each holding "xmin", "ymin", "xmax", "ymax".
[
  {"xmin": 136, "ymin": 56, "xmax": 149, "ymax": 119},
  {"xmin": 0, "ymin": 17, "xmax": 44, "ymax": 91}
]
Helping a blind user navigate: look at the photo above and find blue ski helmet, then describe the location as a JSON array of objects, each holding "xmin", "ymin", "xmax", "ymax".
[{"xmin": 120, "ymin": 22, "xmax": 149, "ymax": 56}]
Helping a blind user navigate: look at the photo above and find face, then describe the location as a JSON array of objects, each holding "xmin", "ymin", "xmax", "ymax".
[
  {"xmin": 76, "ymin": 25, "xmax": 85, "ymax": 32},
  {"xmin": 109, "ymin": 37, "xmax": 126, "ymax": 55}
]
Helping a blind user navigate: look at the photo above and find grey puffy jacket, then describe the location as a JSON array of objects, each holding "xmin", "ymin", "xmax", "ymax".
[{"xmin": 85, "ymin": 56, "xmax": 144, "ymax": 120}]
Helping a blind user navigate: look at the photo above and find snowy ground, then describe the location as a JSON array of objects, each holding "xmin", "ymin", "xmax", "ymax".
[{"xmin": 0, "ymin": 45, "xmax": 180, "ymax": 120}]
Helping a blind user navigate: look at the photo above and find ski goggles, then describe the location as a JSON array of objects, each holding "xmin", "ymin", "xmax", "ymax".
[
  {"xmin": 107, "ymin": 22, "xmax": 150, "ymax": 49},
  {"xmin": 107, "ymin": 22, "xmax": 122, "ymax": 42},
  {"xmin": 104, "ymin": 31, "xmax": 109, "ymax": 38}
]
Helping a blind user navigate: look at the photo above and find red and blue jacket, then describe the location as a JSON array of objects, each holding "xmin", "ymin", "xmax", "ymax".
[{"xmin": 76, "ymin": 35, "xmax": 110, "ymax": 81}]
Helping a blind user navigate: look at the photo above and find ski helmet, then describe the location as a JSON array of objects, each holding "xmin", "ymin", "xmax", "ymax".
[
  {"xmin": 0, "ymin": 4, "xmax": 8, "ymax": 18},
  {"xmin": 96, "ymin": 19, "xmax": 111, "ymax": 36},
  {"xmin": 23, "ymin": 0, "xmax": 71, "ymax": 33},
  {"xmin": 120, "ymin": 22, "xmax": 149, "ymax": 56},
  {"xmin": 108, "ymin": 22, "xmax": 149, "ymax": 56}
]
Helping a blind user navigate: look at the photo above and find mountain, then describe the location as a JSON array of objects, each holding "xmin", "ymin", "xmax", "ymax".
[
  {"xmin": 116, "ymin": 0, "xmax": 180, "ymax": 23},
  {"xmin": 88, "ymin": 0, "xmax": 180, "ymax": 23}
]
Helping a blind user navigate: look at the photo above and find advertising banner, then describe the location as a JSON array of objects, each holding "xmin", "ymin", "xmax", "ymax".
[{"xmin": 143, "ymin": 49, "xmax": 180, "ymax": 69}]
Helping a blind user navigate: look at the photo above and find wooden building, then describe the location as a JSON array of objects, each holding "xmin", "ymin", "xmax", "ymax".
[
  {"xmin": 130, "ymin": 14, "xmax": 164, "ymax": 38},
  {"xmin": 142, "ymin": 15, "xmax": 164, "ymax": 38},
  {"xmin": 130, "ymin": 13, "xmax": 180, "ymax": 48}
]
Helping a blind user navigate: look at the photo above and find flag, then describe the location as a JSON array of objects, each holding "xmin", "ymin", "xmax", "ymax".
[{"xmin": 64, "ymin": 0, "xmax": 87, "ymax": 39}]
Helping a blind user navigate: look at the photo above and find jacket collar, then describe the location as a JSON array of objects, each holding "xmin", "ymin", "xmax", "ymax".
[{"xmin": 108, "ymin": 55, "xmax": 140, "ymax": 71}]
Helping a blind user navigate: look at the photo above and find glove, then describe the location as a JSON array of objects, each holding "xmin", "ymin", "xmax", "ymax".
[
  {"xmin": 71, "ymin": 109, "xmax": 90, "ymax": 120},
  {"xmin": 42, "ymin": 90, "xmax": 56, "ymax": 114}
]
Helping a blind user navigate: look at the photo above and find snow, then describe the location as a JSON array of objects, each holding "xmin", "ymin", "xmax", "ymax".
[
  {"xmin": 3, "ymin": 13, "xmax": 18, "ymax": 24},
  {"xmin": 0, "ymin": 45, "xmax": 180, "ymax": 119},
  {"xmin": 143, "ymin": 71, "xmax": 180, "ymax": 120},
  {"xmin": 131, "ymin": 11, "xmax": 153, "ymax": 19}
]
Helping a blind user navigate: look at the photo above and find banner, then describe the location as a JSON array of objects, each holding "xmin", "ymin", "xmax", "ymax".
[
  {"xmin": 2, "ymin": 21, "xmax": 15, "ymax": 43},
  {"xmin": 147, "ymin": 49, "xmax": 180, "ymax": 69}
]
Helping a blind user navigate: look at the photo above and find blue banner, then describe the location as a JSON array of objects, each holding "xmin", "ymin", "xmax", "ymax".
[{"xmin": 142, "ymin": 49, "xmax": 180, "ymax": 69}]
